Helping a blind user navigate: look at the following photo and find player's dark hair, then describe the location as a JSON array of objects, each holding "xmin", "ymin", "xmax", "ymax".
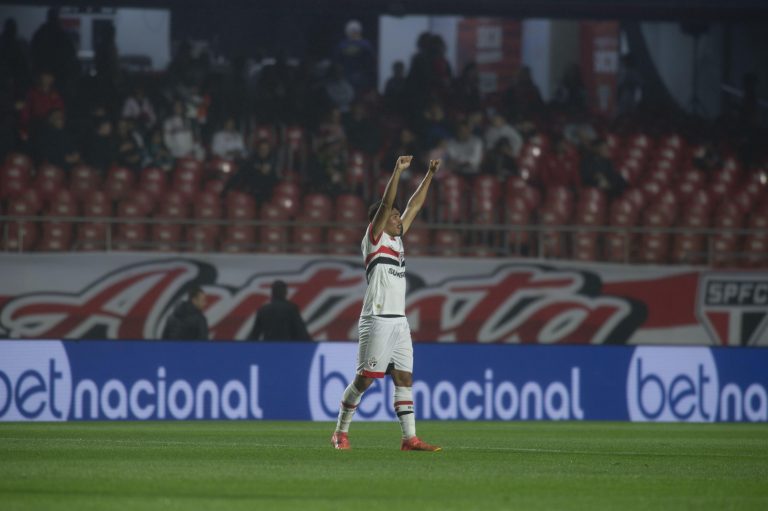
[{"xmin": 367, "ymin": 200, "xmax": 401, "ymax": 222}]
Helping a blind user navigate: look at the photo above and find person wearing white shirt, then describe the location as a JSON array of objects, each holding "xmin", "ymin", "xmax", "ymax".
[
  {"xmin": 484, "ymin": 113, "xmax": 523, "ymax": 158},
  {"xmin": 445, "ymin": 123, "xmax": 483, "ymax": 175},
  {"xmin": 211, "ymin": 117, "xmax": 247, "ymax": 160}
]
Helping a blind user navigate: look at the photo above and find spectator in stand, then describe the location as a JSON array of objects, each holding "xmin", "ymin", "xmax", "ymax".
[
  {"xmin": 324, "ymin": 62, "xmax": 355, "ymax": 114},
  {"xmin": 19, "ymin": 70, "xmax": 64, "ymax": 141},
  {"xmin": 540, "ymin": 135, "xmax": 580, "ymax": 189},
  {"xmin": 145, "ymin": 127, "xmax": 174, "ymax": 172},
  {"xmin": 428, "ymin": 35, "xmax": 453, "ymax": 103},
  {"xmin": 406, "ymin": 32, "xmax": 433, "ymax": 115},
  {"xmin": 309, "ymin": 134, "xmax": 348, "ymax": 196},
  {"xmin": 580, "ymin": 138, "xmax": 626, "ymax": 198},
  {"xmin": 163, "ymin": 99, "xmax": 203, "ymax": 160},
  {"xmin": 616, "ymin": 53, "xmax": 643, "ymax": 118},
  {"xmin": 552, "ymin": 64, "xmax": 587, "ymax": 114},
  {"xmin": 83, "ymin": 117, "xmax": 117, "ymax": 172},
  {"xmin": 211, "ymin": 116, "xmax": 247, "ymax": 160},
  {"xmin": 122, "ymin": 83, "xmax": 157, "ymax": 135},
  {"xmin": 418, "ymin": 100, "xmax": 452, "ymax": 150},
  {"xmin": 334, "ymin": 19, "xmax": 375, "ymax": 94},
  {"xmin": 0, "ymin": 18, "xmax": 31, "ymax": 96},
  {"xmin": 454, "ymin": 62, "xmax": 481, "ymax": 112},
  {"xmin": 0, "ymin": 74, "xmax": 16, "ymax": 160},
  {"xmin": 445, "ymin": 122, "xmax": 483, "ymax": 175},
  {"xmin": 223, "ymin": 136, "xmax": 278, "ymax": 203},
  {"xmin": 384, "ymin": 127, "xmax": 421, "ymax": 178},
  {"xmin": 161, "ymin": 286, "xmax": 209, "ymax": 340},
  {"xmin": 248, "ymin": 280, "xmax": 311, "ymax": 341},
  {"xmin": 484, "ymin": 112, "xmax": 523, "ymax": 158},
  {"xmin": 481, "ymin": 137, "xmax": 518, "ymax": 178},
  {"xmin": 93, "ymin": 20, "xmax": 119, "ymax": 107},
  {"xmin": 115, "ymin": 118, "xmax": 145, "ymax": 171},
  {"xmin": 506, "ymin": 66, "xmax": 544, "ymax": 121},
  {"xmin": 30, "ymin": 108, "xmax": 79, "ymax": 170},
  {"xmin": 383, "ymin": 61, "xmax": 407, "ymax": 114},
  {"xmin": 343, "ymin": 101, "xmax": 381, "ymax": 155},
  {"xmin": 30, "ymin": 8, "xmax": 78, "ymax": 100},
  {"xmin": 313, "ymin": 107, "xmax": 347, "ymax": 151}
]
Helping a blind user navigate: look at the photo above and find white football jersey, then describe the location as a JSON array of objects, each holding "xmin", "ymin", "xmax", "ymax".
[{"xmin": 360, "ymin": 223, "xmax": 406, "ymax": 316}]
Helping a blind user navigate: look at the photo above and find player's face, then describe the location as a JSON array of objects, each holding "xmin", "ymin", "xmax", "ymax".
[{"xmin": 386, "ymin": 209, "xmax": 403, "ymax": 237}]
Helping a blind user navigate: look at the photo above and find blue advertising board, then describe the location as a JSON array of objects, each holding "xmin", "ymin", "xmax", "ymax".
[{"xmin": 0, "ymin": 340, "xmax": 766, "ymax": 422}]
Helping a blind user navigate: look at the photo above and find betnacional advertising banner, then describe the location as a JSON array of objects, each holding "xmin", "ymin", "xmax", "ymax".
[
  {"xmin": 0, "ymin": 340, "xmax": 766, "ymax": 422},
  {"xmin": 0, "ymin": 253, "xmax": 766, "ymax": 346}
]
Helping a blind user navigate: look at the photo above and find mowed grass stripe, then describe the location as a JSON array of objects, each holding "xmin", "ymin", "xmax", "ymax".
[{"xmin": 0, "ymin": 421, "xmax": 766, "ymax": 511}]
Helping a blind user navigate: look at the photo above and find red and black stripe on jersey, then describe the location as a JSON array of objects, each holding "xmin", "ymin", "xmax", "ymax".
[{"xmin": 365, "ymin": 245, "xmax": 405, "ymax": 283}]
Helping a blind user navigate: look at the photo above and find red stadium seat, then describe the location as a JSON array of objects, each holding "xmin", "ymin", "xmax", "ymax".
[
  {"xmin": 4, "ymin": 152, "xmax": 33, "ymax": 171},
  {"xmin": 327, "ymin": 227, "xmax": 358, "ymax": 255},
  {"xmin": 37, "ymin": 221, "xmax": 72, "ymax": 251},
  {"xmin": 34, "ymin": 164, "xmax": 66, "ymax": 201},
  {"xmin": 0, "ymin": 166, "xmax": 28, "ymax": 200},
  {"xmin": 226, "ymin": 191, "xmax": 257, "ymax": 220},
  {"xmin": 404, "ymin": 225, "xmax": 431, "ymax": 256},
  {"xmin": 139, "ymin": 167, "xmax": 168, "ymax": 198},
  {"xmin": 151, "ymin": 223, "xmax": 183, "ymax": 252},
  {"xmin": 436, "ymin": 173, "xmax": 467, "ymax": 223},
  {"xmin": 2, "ymin": 220, "xmax": 38, "ymax": 251},
  {"xmin": 302, "ymin": 193, "xmax": 333, "ymax": 222},
  {"xmin": 292, "ymin": 224, "xmax": 324, "ymax": 254},
  {"xmin": 69, "ymin": 165, "xmax": 101, "ymax": 200},
  {"xmin": 572, "ymin": 231, "xmax": 599, "ymax": 262},
  {"xmin": 194, "ymin": 191, "xmax": 222, "ymax": 219},
  {"xmin": 186, "ymin": 224, "xmax": 219, "ymax": 252},
  {"xmin": 157, "ymin": 191, "xmax": 189, "ymax": 220},
  {"xmin": 82, "ymin": 191, "xmax": 111, "ymax": 218},
  {"xmin": 75, "ymin": 222, "xmax": 109, "ymax": 251},
  {"xmin": 204, "ymin": 178, "xmax": 226, "ymax": 196},
  {"xmin": 335, "ymin": 194, "xmax": 366, "ymax": 224},
  {"xmin": 173, "ymin": 164, "xmax": 202, "ymax": 201},
  {"xmin": 671, "ymin": 233, "xmax": 705, "ymax": 265},
  {"xmin": 271, "ymin": 194, "xmax": 300, "ymax": 219},
  {"xmin": 220, "ymin": 226, "xmax": 255, "ymax": 253},
  {"xmin": 605, "ymin": 231, "xmax": 631, "ymax": 263},
  {"xmin": 104, "ymin": 166, "xmax": 136, "ymax": 202},
  {"xmin": 433, "ymin": 230, "xmax": 462, "ymax": 257},
  {"xmin": 113, "ymin": 223, "xmax": 147, "ymax": 251},
  {"xmin": 259, "ymin": 225, "xmax": 289, "ymax": 253}
]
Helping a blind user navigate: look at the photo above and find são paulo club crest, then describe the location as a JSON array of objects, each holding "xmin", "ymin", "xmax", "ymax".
[{"xmin": 697, "ymin": 273, "xmax": 768, "ymax": 346}]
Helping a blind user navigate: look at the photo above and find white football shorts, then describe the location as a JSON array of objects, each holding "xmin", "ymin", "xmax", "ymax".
[{"xmin": 356, "ymin": 315, "xmax": 413, "ymax": 377}]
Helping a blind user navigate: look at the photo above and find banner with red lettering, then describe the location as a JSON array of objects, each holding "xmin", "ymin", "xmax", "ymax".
[{"xmin": 0, "ymin": 253, "xmax": 766, "ymax": 346}]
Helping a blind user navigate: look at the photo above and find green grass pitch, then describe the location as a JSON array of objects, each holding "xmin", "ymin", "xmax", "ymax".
[{"xmin": 1, "ymin": 421, "xmax": 766, "ymax": 510}]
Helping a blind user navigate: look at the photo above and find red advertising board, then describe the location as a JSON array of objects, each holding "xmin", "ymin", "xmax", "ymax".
[{"xmin": 0, "ymin": 253, "xmax": 766, "ymax": 346}]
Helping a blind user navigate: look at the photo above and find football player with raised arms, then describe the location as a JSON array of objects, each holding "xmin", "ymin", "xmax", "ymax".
[{"xmin": 331, "ymin": 155, "xmax": 442, "ymax": 451}]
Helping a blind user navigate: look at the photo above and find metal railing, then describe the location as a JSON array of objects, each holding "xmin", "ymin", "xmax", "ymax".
[{"xmin": 1, "ymin": 214, "xmax": 767, "ymax": 267}]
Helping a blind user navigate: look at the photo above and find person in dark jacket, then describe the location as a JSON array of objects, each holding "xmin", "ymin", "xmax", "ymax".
[
  {"xmin": 249, "ymin": 280, "xmax": 311, "ymax": 341},
  {"xmin": 162, "ymin": 286, "xmax": 209, "ymax": 340}
]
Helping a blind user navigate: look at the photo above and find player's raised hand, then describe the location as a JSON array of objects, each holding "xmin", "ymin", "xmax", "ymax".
[
  {"xmin": 428, "ymin": 159, "xmax": 441, "ymax": 174},
  {"xmin": 395, "ymin": 155, "xmax": 413, "ymax": 172}
]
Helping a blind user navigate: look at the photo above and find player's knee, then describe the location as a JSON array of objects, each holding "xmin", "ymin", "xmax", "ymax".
[
  {"xmin": 391, "ymin": 370, "xmax": 413, "ymax": 387},
  {"xmin": 353, "ymin": 375, "xmax": 374, "ymax": 391}
]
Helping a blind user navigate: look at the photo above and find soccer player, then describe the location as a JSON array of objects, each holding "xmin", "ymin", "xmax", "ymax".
[{"xmin": 331, "ymin": 155, "xmax": 442, "ymax": 452}]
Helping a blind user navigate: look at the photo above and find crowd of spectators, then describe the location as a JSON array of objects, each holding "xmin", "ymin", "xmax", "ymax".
[{"xmin": 1, "ymin": 9, "xmax": 766, "ymax": 221}]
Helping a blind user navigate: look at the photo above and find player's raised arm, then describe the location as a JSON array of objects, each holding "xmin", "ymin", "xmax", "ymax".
[
  {"xmin": 401, "ymin": 159, "xmax": 440, "ymax": 235},
  {"xmin": 371, "ymin": 155, "xmax": 412, "ymax": 240}
]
